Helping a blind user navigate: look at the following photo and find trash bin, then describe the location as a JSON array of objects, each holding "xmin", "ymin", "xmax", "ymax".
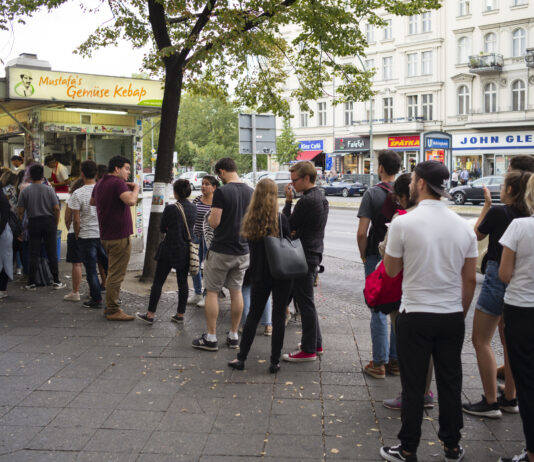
[{"xmin": 56, "ymin": 229, "xmax": 62, "ymax": 261}]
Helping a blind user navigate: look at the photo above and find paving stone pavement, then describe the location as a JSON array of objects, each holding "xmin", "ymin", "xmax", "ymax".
[{"xmin": 0, "ymin": 255, "xmax": 524, "ymax": 461}]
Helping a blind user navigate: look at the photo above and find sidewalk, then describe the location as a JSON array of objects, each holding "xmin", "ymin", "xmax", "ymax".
[{"xmin": 0, "ymin": 255, "xmax": 523, "ymax": 461}]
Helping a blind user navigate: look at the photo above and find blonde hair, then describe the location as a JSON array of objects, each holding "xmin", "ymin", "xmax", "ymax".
[
  {"xmin": 525, "ymin": 174, "xmax": 534, "ymax": 214},
  {"xmin": 241, "ymin": 178, "xmax": 279, "ymax": 240},
  {"xmin": 289, "ymin": 161, "xmax": 317, "ymax": 183}
]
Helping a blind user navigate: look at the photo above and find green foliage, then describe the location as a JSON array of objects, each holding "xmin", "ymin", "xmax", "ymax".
[{"xmin": 276, "ymin": 118, "xmax": 299, "ymax": 165}]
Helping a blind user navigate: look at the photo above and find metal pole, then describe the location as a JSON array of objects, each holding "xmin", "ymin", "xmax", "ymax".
[
  {"xmin": 151, "ymin": 118, "xmax": 154, "ymax": 173},
  {"xmin": 369, "ymin": 97, "xmax": 374, "ymax": 186},
  {"xmin": 252, "ymin": 114, "xmax": 257, "ymax": 186}
]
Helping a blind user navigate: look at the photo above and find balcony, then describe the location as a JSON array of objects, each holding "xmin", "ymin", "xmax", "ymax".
[
  {"xmin": 526, "ymin": 48, "xmax": 534, "ymax": 68},
  {"xmin": 468, "ymin": 53, "xmax": 504, "ymax": 74}
]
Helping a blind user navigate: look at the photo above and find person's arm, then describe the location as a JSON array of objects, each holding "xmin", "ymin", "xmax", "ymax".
[
  {"xmin": 498, "ymin": 246, "xmax": 516, "ymax": 285},
  {"xmin": 119, "ymin": 182, "xmax": 139, "ymax": 206},
  {"xmin": 357, "ymin": 217, "xmax": 370, "ymax": 262},
  {"xmin": 73, "ymin": 209, "xmax": 81, "ymax": 239},
  {"xmin": 64, "ymin": 206, "xmax": 72, "ymax": 230},
  {"xmin": 208, "ymin": 207, "xmax": 222, "ymax": 229},
  {"xmin": 383, "ymin": 253, "xmax": 403, "ymax": 278},
  {"xmin": 473, "ymin": 187, "xmax": 491, "ymax": 241},
  {"xmin": 53, "ymin": 204, "xmax": 60, "ymax": 226},
  {"xmin": 18, "ymin": 206, "xmax": 25, "ymax": 222},
  {"xmin": 461, "ymin": 257, "xmax": 477, "ymax": 317}
]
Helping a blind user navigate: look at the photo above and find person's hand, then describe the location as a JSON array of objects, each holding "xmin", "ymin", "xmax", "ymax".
[
  {"xmin": 483, "ymin": 186, "xmax": 492, "ymax": 206},
  {"xmin": 126, "ymin": 182, "xmax": 139, "ymax": 190},
  {"xmin": 284, "ymin": 183, "xmax": 293, "ymax": 201}
]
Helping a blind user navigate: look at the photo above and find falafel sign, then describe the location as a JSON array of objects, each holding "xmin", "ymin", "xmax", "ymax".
[{"xmin": 7, "ymin": 67, "xmax": 163, "ymax": 108}]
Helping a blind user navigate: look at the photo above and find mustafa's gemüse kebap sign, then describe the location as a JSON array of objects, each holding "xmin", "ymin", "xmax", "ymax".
[{"xmin": 7, "ymin": 67, "xmax": 163, "ymax": 108}]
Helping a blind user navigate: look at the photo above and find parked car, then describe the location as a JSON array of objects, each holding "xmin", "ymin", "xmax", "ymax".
[
  {"xmin": 178, "ymin": 171, "xmax": 208, "ymax": 190},
  {"xmin": 143, "ymin": 173, "xmax": 154, "ymax": 191},
  {"xmin": 242, "ymin": 170, "xmax": 271, "ymax": 187},
  {"xmin": 264, "ymin": 171, "xmax": 303, "ymax": 197},
  {"xmin": 449, "ymin": 176, "xmax": 503, "ymax": 205},
  {"xmin": 318, "ymin": 180, "xmax": 368, "ymax": 197}
]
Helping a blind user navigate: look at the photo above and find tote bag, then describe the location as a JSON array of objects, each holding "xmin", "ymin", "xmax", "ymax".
[{"xmin": 175, "ymin": 203, "xmax": 200, "ymax": 276}]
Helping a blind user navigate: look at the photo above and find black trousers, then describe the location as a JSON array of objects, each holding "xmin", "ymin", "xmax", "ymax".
[
  {"xmin": 396, "ymin": 311, "xmax": 464, "ymax": 453},
  {"xmin": 293, "ymin": 268, "xmax": 322, "ymax": 354},
  {"xmin": 238, "ymin": 278, "xmax": 292, "ymax": 365},
  {"xmin": 28, "ymin": 216, "xmax": 59, "ymax": 285},
  {"xmin": 0, "ymin": 270, "xmax": 8, "ymax": 291},
  {"xmin": 148, "ymin": 259, "xmax": 188, "ymax": 315},
  {"xmin": 504, "ymin": 304, "xmax": 534, "ymax": 452}
]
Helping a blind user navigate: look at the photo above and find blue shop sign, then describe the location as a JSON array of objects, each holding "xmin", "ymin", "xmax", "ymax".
[
  {"xmin": 325, "ymin": 154, "xmax": 333, "ymax": 171},
  {"xmin": 426, "ymin": 138, "xmax": 450, "ymax": 149},
  {"xmin": 299, "ymin": 140, "xmax": 324, "ymax": 151}
]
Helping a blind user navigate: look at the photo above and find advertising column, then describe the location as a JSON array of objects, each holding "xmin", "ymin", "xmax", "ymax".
[{"xmin": 420, "ymin": 131, "xmax": 452, "ymax": 173}]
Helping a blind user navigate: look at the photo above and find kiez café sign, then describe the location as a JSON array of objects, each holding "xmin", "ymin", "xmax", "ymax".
[{"xmin": 7, "ymin": 67, "xmax": 163, "ymax": 108}]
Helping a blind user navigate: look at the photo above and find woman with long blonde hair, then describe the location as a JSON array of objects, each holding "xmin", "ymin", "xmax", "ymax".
[{"xmin": 228, "ymin": 178, "xmax": 292, "ymax": 373}]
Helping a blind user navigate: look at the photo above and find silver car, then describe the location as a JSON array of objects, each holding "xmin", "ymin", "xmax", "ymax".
[{"xmin": 178, "ymin": 171, "xmax": 208, "ymax": 190}]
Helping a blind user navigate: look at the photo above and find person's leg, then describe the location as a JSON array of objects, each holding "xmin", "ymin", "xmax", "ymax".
[
  {"xmin": 270, "ymin": 279, "xmax": 293, "ymax": 365},
  {"xmin": 229, "ymin": 288, "xmax": 244, "ymax": 334},
  {"xmin": 96, "ymin": 240, "xmax": 108, "ymax": 289},
  {"xmin": 226, "ymin": 254, "xmax": 249, "ymax": 335},
  {"xmin": 27, "ymin": 219, "xmax": 41, "ymax": 285},
  {"xmin": 260, "ymin": 296, "xmax": 272, "ymax": 326},
  {"xmin": 293, "ymin": 270, "xmax": 320, "ymax": 353},
  {"xmin": 433, "ymin": 313, "xmax": 465, "ymax": 453},
  {"xmin": 241, "ymin": 284, "xmax": 251, "ymax": 324},
  {"xmin": 102, "ymin": 238, "xmax": 131, "ymax": 314},
  {"xmin": 389, "ymin": 320, "xmax": 398, "ymax": 361},
  {"xmin": 42, "ymin": 217, "xmax": 59, "ymax": 282},
  {"xmin": 498, "ymin": 317, "xmax": 517, "ymax": 401},
  {"xmin": 176, "ymin": 269, "xmax": 189, "ymax": 315},
  {"xmin": 0, "ymin": 270, "xmax": 8, "ymax": 291},
  {"xmin": 396, "ymin": 312, "xmax": 433, "ymax": 455},
  {"xmin": 204, "ymin": 291, "xmax": 219, "ymax": 334},
  {"xmin": 471, "ymin": 309, "xmax": 500, "ymax": 403},
  {"xmin": 191, "ymin": 240, "xmax": 204, "ymax": 296},
  {"xmin": 79, "ymin": 239, "xmax": 102, "ymax": 303},
  {"xmin": 22, "ymin": 240, "xmax": 30, "ymax": 275},
  {"xmin": 72, "ymin": 263, "xmax": 82, "ymax": 294},
  {"xmin": 147, "ymin": 259, "xmax": 172, "ymax": 315}
]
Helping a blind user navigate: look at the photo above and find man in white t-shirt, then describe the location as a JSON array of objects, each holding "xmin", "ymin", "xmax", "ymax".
[
  {"xmin": 379, "ymin": 161, "xmax": 478, "ymax": 462},
  {"xmin": 70, "ymin": 160, "xmax": 108, "ymax": 309}
]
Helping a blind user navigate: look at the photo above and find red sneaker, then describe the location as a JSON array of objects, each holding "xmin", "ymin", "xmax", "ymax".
[
  {"xmin": 282, "ymin": 350, "xmax": 317, "ymax": 362},
  {"xmin": 297, "ymin": 343, "xmax": 324, "ymax": 356}
]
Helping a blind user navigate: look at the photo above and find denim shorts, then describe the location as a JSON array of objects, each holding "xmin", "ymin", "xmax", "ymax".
[{"xmin": 476, "ymin": 260, "xmax": 506, "ymax": 317}]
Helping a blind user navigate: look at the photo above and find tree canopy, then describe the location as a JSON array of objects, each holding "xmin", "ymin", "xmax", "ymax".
[{"xmin": 276, "ymin": 117, "xmax": 298, "ymax": 165}]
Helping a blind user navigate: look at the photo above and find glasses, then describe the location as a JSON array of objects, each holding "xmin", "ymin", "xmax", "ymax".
[{"xmin": 291, "ymin": 177, "xmax": 303, "ymax": 184}]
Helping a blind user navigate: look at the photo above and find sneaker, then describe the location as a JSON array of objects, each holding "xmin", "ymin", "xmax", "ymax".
[
  {"xmin": 282, "ymin": 350, "xmax": 317, "ymax": 362},
  {"xmin": 64, "ymin": 292, "xmax": 81, "ymax": 302},
  {"xmin": 196, "ymin": 297, "xmax": 205, "ymax": 308},
  {"xmin": 187, "ymin": 293, "xmax": 202, "ymax": 305},
  {"xmin": 462, "ymin": 395, "xmax": 502, "ymax": 418},
  {"xmin": 25, "ymin": 284, "xmax": 37, "ymax": 291},
  {"xmin": 82, "ymin": 299, "xmax": 103, "ymax": 309},
  {"xmin": 136, "ymin": 313, "xmax": 154, "ymax": 325},
  {"xmin": 380, "ymin": 444, "xmax": 417, "ymax": 461},
  {"xmin": 192, "ymin": 333, "xmax": 218, "ymax": 351},
  {"xmin": 497, "ymin": 392, "xmax": 519, "ymax": 414},
  {"xmin": 52, "ymin": 282, "xmax": 66, "ymax": 290},
  {"xmin": 15, "ymin": 268, "xmax": 22, "ymax": 276},
  {"xmin": 226, "ymin": 334, "xmax": 239, "ymax": 349},
  {"xmin": 364, "ymin": 361, "xmax": 386, "ymax": 379},
  {"xmin": 383, "ymin": 392, "xmax": 434, "ymax": 410},
  {"xmin": 106, "ymin": 309, "xmax": 135, "ymax": 321},
  {"xmin": 499, "ymin": 449, "xmax": 528, "ymax": 462},
  {"xmin": 297, "ymin": 343, "xmax": 323, "ymax": 356},
  {"xmin": 171, "ymin": 314, "xmax": 184, "ymax": 324},
  {"xmin": 264, "ymin": 325, "xmax": 272, "ymax": 336},
  {"xmin": 0, "ymin": 291, "xmax": 7, "ymax": 299},
  {"xmin": 386, "ymin": 359, "xmax": 401, "ymax": 376},
  {"xmin": 444, "ymin": 445, "xmax": 465, "ymax": 461}
]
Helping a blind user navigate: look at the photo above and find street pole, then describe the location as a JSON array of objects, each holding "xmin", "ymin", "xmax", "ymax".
[
  {"xmin": 369, "ymin": 97, "xmax": 374, "ymax": 186},
  {"xmin": 151, "ymin": 118, "xmax": 155, "ymax": 173},
  {"xmin": 252, "ymin": 113, "xmax": 257, "ymax": 186}
]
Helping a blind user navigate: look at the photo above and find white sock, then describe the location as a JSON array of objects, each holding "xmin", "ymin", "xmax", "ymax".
[
  {"xmin": 228, "ymin": 331, "xmax": 238, "ymax": 340},
  {"xmin": 206, "ymin": 333, "xmax": 217, "ymax": 342}
]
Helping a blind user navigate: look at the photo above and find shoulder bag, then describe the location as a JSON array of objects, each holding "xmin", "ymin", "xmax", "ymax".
[
  {"xmin": 363, "ymin": 260, "xmax": 402, "ymax": 315},
  {"xmin": 175, "ymin": 202, "xmax": 200, "ymax": 276},
  {"xmin": 264, "ymin": 214, "xmax": 308, "ymax": 280}
]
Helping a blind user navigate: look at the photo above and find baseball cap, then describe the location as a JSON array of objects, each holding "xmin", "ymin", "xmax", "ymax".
[{"xmin": 414, "ymin": 160, "xmax": 451, "ymax": 199}]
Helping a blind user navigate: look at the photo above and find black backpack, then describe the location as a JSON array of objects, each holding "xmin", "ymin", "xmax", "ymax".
[{"xmin": 367, "ymin": 182, "xmax": 397, "ymax": 255}]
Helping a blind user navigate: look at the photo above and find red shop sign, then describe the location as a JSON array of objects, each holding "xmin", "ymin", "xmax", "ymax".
[{"xmin": 388, "ymin": 136, "xmax": 420, "ymax": 149}]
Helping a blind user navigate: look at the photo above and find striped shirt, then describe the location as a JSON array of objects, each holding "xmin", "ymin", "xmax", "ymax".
[
  {"xmin": 192, "ymin": 196, "xmax": 212, "ymax": 238},
  {"xmin": 69, "ymin": 184, "xmax": 100, "ymax": 239}
]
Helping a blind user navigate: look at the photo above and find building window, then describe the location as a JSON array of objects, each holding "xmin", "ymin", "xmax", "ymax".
[
  {"xmin": 512, "ymin": 80, "xmax": 526, "ymax": 111},
  {"xmin": 407, "ymin": 53, "xmax": 418, "ymax": 77},
  {"xmin": 344, "ymin": 102, "xmax": 354, "ymax": 126},
  {"xmin": 366, "ymin": 23, "xmax": 375, "ymax": 43},
  {"xmin": 459, "ymin": 0, "xmax": 471, "ymax": 15},
  {"xmin": 383, "ymin": 57, "xmax": 393, "ymax": 80},
  {"xmin": 409, "ymin": 16, "xmax": 418, "ymax": 35},
  {"xmin": 383, "ymin": 97, "xmax": 393, "ymax": 122},
  {"xmin": 421, "ymin": 51, "xmax": 432, "ymax": 75},
  {"xmin": 512, "ymin": 0, "xmax": 528, "ymax": 5},
  {"xmin": 512, "ymin": 28, "xmax": 526, "ymax": 57},
  {"xmin": 484, "ymin": 32, "xmax": 497, "ymax": 53},
  {"xmin": 407, "ymin": 95, "xmax": 418, "ymax": 120},
  {"xmin": 485, "ymin": 0, "xmax": 496, "ymax": 10},
  {"xmin": 318, "ymin": 102, "xmax": 327, "ymax": 126},
  {"xmin": 366, "ymin": 99, "xmax": 375, "ymax": 122},
  {"xmin": 383, "ymin": 20, "xmax": 392, "ymax": 40},
  {"xmin": 300, "ymin": 111, "xmax": 309, "ymax": 128},
  {"xmin": 422, "ymin": 12, "xmax": 432, "ymax": 32},
  {"xmin": 366, "ymin": 59, "xmax": 375, "ymax": 81},
  {"xmin": 457, "ymin": 36, "xmax": 469, "ymax": 63},
  {"xmin": 457, "ymin": 85, "xmax": 470, "ymax": 115},
  {"xmin": 484, "ymin": 82, "xmax": 497, "ymax": 113},
  {"xmin": 422, "ymin": 94, "xmax": 433, "ymax": 120}
]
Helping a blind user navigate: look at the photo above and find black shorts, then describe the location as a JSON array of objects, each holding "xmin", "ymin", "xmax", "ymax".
[{"xmin": 66, "ymin": 233, "xmax": 83, "ymax": 263}]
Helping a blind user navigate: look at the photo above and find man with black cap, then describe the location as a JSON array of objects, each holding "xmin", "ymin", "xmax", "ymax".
[{"xmin": 379, "ymin": 161, "xmax": 478, "ymax": 462}]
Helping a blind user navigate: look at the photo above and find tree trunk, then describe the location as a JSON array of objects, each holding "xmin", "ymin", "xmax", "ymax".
[{"xmin": 140, "ymin": 60, "xmax": 183, "ymax": 282}]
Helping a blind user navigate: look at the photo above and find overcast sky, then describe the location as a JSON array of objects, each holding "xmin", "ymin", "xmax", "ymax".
[{"xmin": 0, "ymin": 1, "xmax": 148, "ymax": 78}]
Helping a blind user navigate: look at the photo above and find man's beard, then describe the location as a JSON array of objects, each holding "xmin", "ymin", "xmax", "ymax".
[{"xmin": 409, "ymin": 184, "xmax": 419, "ymax": 204}]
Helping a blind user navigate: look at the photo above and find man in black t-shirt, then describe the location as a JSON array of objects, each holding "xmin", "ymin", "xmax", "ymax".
[{"xmin": 192, "ymin": 158, "xmax": 253, "ymax": 352}]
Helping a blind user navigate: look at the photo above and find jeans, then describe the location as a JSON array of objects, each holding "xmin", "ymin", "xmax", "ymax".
[
  {"xmin": 192, "ymin": 237, "xmax": 206, "ymax": 295},
  {"xmin": 78, "ymin": 238, "xmax": 108, "ymax": 303},
  {"xmin": 102, "ymin": 237, "xmax": 131, "ymax": 314},
  {"xmin": 242, "ymin": 284, "xmax": 272, "ymax": 326},
  {"xmin": 28, "ymin": 216, "xmax": 59, "ymax": 285},
  {"xmin": 365, "ymin": 254, "xmax": 397, "ymax": 365},
  {"xmin": 148, "ymin": 259, "xmax": 189, "ymax": 315},
  {"xmin": 293, "ymin": 268, "xmax": 322, "ymax": 354}
]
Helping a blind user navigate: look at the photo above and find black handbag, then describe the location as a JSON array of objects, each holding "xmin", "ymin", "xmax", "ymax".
[
  {"xmin": 8, "ymin": 211, "xmax": 22, "ymax": 238},
  {"xmin": 264, "ymin": 214, "xmax": 308, "ymax": 280}
]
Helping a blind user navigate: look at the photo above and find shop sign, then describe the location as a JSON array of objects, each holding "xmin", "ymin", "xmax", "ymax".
[
  {"xmin": 425, "ymin": 137, "xmax": 450, "ymax": 149},
  {"xmin": 335, "ymin": 136, "xmax": 369, "ymax": 152},
  {"xmin": 42, "ymin": 123, "xmax": 137, "ymax": 135},
  {"xmin": 7, "ymin": 67, "xmax": 163, "ymax": 108},
  {"xmin": 388, "ymin": 135, "xmax": 420, "ymax": 150},
  {"xmin": 453, "ymin": 131, "xmax": 534, "ymax": 150},
  {"xmin": 299, "ymin": 140, "xmax": 324, "ymax": 151}
]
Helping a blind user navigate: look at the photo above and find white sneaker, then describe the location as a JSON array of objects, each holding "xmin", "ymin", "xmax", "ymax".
[
  {"xmin": 52, "ymin": 282, "xmax": 66, "ymax": 290},
  {"xmin": 196, "ymin": 297, "xmax": 205, "ymax": 308},
  {"xmin": 188, "ymin": 294, "xmax": 202, "ymax": 305},
  {"xmin": 15, "ymin": 268, "xmax": 22, "ymax": 276},
  {"xmin": 0, "ymin": 291, "xmax": 7, "ymax": 299},
  {"xmin": 63, "ymin": 292, "xmax": 81, "ymax": 301}
]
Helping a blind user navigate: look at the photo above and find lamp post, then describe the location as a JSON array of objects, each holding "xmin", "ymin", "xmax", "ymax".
[{"xmin": 355, "ymin": 55, "xmax": 374, "ymax": 186}]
